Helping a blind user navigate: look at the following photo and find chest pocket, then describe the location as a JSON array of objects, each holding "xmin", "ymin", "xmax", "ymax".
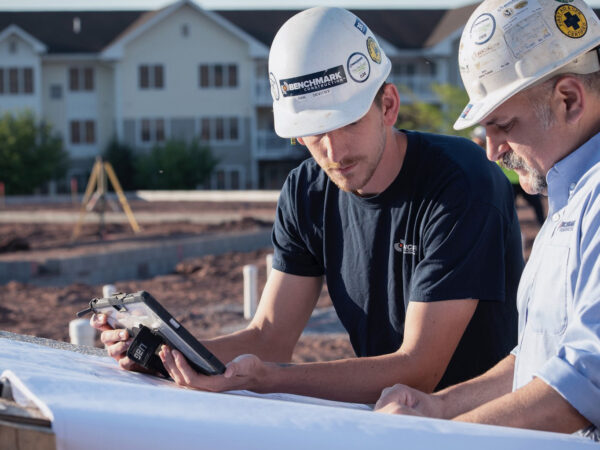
[{"xmin": 528, "ymin": 244, "xmax": 569, "ymax": 335}]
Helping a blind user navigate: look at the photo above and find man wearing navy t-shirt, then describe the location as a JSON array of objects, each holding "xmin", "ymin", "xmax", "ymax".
[{"xmin": 94, "ymin": 7, "xmax": 522, "ymax": 403}]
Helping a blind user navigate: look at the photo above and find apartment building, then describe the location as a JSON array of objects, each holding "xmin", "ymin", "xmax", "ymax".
[{"xmin": 0, "ymin": 1, "xmax": 480, "ymax": 189}]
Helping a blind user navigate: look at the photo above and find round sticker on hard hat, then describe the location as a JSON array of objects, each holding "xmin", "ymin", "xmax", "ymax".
[
  {"xmin": 367, "ymin": 37, "xmax": 382, "ymax": 64},
  {"xmin": 555, "ymin": 4, "xmax": 587, "ymax": 38},
  {"xmin": 347, "ymin": 52, "xmax": 371, "ymax": 83},
  {"xmin": 269, "ymin": 72, "xmax": 280, "ymax": 101},
  {"xmin": 470, "ymin": 13, "xmax": 496, "ymax": 45}
]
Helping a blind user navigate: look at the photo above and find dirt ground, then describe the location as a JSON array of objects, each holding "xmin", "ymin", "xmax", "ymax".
[{"xmin": 0, "ymin": 197, "xmax": 545, "ymax": 364}]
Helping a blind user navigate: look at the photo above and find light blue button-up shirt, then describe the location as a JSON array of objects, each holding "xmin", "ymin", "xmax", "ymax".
[{"xmin": 513, "ymin": 131, "xmax": 600, "ymax": 429}]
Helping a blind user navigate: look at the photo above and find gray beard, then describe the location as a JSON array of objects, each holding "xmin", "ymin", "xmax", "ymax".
[{"xmin": 500, "ymin": 151, "xmax": 547, "ymax": 194}]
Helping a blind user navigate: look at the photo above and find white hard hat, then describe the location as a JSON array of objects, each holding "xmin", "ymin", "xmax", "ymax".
[
  {"xmin": 269, "ymin": 7, "xmax": 392, "ymax": 138},
  {"xmin": 454, "ymin": 0, "xmax": 600, "ymax": 130}
]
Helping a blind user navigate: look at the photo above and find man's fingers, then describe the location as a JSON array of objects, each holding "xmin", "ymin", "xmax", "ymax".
[
  {"xmin": 90, "ymin": 314, "xmax": 113, "ymax": 331},
  {"xmin": 100, "ymin": 329, "xmax": 128, "ymax": 345},
  {"xmin": 105, "ymin": 340, "xmax": 131, "ymax": 358},
  {"xmin": 118, "ymin": 356, "xmax": 139, "ymax": 371},
  {"xmin": 172, "ymin": 349, "xmax": 198, "ymax": 386},
  {"xmin": 160, "ymin": 346, "xmax": 186, "ymax": 385}
]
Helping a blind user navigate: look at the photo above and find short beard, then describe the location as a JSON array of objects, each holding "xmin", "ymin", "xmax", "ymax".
[{"xmin": 500, "ymin": 152, "xmax": 547, "ymax": 194}]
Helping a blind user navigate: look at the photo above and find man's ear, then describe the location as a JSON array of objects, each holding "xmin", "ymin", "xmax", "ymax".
[
  {"xmin": 554, "ymin": 76, "xmax": 585, "ymax": 125},
  {"xmin": 381, "ymin": 83, "xmax": 400, "ymax": 127},
  {"xmin": 296, "ymin": 137, "xmax": 306, "ymax": 146}
]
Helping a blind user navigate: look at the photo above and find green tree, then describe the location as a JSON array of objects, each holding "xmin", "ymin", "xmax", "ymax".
[
  {"xmin": 395, "ymin": 83, "xmax": 474, "ymax": 138},
  {"xmin": 103, "ymin": 138, "xmax": 137, "ymax": 191},
  {"xmin": 134, "ymin": 140, "xmax": 218, "ymax": 190},
  {"xmin": 0, "ymin": 111, "xmax": 69, "ymax": 194}
]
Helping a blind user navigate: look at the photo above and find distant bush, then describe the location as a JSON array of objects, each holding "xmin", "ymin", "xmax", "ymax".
[
  {"xmin": 0, "ymin": 111, "xmax": 69, "ymax": 194},
  {"xmin": 134, "ymin": 140, "xmax": 218, "ymax": 190},
  {"xmin": 103, "ymin": 138, "xmax": 137, "ymax": 191}
]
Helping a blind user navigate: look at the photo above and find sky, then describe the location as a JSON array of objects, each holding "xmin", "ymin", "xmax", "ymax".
[{"xmin": 5, "ymin": 0, "xmax": 598, "ymax": 11}]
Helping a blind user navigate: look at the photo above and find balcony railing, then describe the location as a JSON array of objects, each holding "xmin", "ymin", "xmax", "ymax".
[
  {"xmin": 256, "ymin": 129, "xmax": 305, "ymax": 159},
  {"xmin": 255, "ymin": 80, "xmax": 273, "ymax": 105},
  {"xmin": 389, "ymin": 75, "xmax": 439, "ymax": 102}
]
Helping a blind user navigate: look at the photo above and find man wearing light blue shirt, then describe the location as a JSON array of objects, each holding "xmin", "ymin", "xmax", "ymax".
[{"xmin": 374, "ymin": 0, "xmax": 600, "ymax": 437}]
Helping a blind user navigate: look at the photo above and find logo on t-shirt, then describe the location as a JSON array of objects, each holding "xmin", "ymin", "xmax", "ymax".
[{"xmin": 394, "ymin": 240, "xmax": 417, "ymax": 255}]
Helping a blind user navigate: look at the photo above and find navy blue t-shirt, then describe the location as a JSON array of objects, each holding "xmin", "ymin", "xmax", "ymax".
[{"xmin": 272, "ymin": 130, "xmax": 523, "ymax": 389}]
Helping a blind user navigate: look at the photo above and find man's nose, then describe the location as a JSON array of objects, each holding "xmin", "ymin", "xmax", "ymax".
[
  {"xmin": 485, "ymin": 132, "xmax": 510, "ymax": 162},
  {"xmin": 324, "ymin": 131, "xmax": 346, "ymax": 163}
]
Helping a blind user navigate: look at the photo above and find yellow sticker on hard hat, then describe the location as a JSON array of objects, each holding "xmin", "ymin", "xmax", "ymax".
[
  {"xmin": 366, "ymin": 37, "xmax": 382, "ymax": 64},
  {"xmin": 555, "ymin": 4, "xmax": 587, "ymax": 38}
]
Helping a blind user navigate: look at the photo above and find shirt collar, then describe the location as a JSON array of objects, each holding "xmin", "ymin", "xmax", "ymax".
[{"xmin": 546, "ymin": 131, "xmax": 600, "ymax": 214}]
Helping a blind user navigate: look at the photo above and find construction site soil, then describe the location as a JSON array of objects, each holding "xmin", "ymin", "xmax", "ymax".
[{"xmin": 0, "ymin": 198, "xmax": 545, "ymax": 364}]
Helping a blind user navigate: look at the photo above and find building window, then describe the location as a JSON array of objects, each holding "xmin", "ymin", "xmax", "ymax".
[
  {"xmin": 140, "ymin": 118, "xmax": 166, "ymax": 144},
  {"xmin": 85, "ymin": 120, "xmax": 95, "ymax": 144},
  {"xmin": 227, "ymin": 64, "xmax": 237, "ymax": 87},
  {"xmin": 50, "ymin": 84, "xmax": 62, "ymax": 99},
  {"xmin": 212, "ymin": 167, "xmax": 242, "ymax": 190},
  {"xmin": 9, "ymin": 40, "xmax": 17, "ymax": 54},
  {"xmin": 214, "ymin": 65, "xmax": 223, "ymax": 87},
  {"xmin": 216, "ymin": 170, "xmax": 226, "ymax": 190},
  {"xmin": 198, "ymin": 64, "xmax": 238, "ymax": 88},
  {"xmin": 139, "ymin": 65, "xmax": 164, "ymax": 89},
  {"xmin": 229, "ymin": 117, "xmax": 238, "ymax": 140},
  {"xmin": 198, "ymin": 117, "xmax": 241, "ymax": 143},
  {"xmin": 70, "ymin": 121, "xmax": 80, "ymax": 144},
  {"xmin": 70, "ymin": 120, "xmax": 96, "ymax": 144},
  {"xmin": 0, "ymin": 67, "xmax": 34, "ymax": 95},
  {"xmin": 201, "ymin": 118, "xmax": 210, "ymax": 141},
  {"xmin": 181, "ymin": 23, "xmax": 189, "ymax": 37},
  {"xmin": 69, "ymin": 67, "xmax": 94, "ymax": 91},
  {"xmin": 230, "ymin": 170, "xmax": 240, "ymax": 190},
  {"xmin": 199, "ymin": 65, "xmax": 209, "ymax": 88},
  {"xmin": 24, "ymin": 68, "xmax": 33, "ymax": 93},
  {"xmin": 215, "ymin": 118, "xmax": 224, "ymax": 140},
  {"xmin": 9, "ymin": 68, "xmax": 19, "ymax": 93},
  {"xmin": 84, "ymin": 68, "xmax": 94, "ymax": 90}
]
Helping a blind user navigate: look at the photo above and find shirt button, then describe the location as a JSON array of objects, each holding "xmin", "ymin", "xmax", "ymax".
[{"xmin": 552, "ymin": 212, "xmax": 561, "ymax": 222}]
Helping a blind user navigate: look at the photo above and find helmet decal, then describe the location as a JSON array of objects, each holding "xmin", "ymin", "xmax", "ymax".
[
  {"xmin": 279, "ymin": 66, "xmax": 348, "ymax": 98},
  {"xmin": 471, "ymin": 13, "xmax": 497, "ymax": 45},
  {"xmin": 347, "ymin": 52, "xmax": 371, "ymax": 83},
  {"xmin": 269, "ymin": 72, "xmax": 280, "ymax": 101},
  {"xmin": 555, "ymin": 5, "xmax": 588, "ymax": 38},
  {"xmin": 354, "ymin": 18, "xmax": 368, "ymax": 35},
  {"xmin": 367, "ymin": 37, "xmax": 382, "ymax": 64}
]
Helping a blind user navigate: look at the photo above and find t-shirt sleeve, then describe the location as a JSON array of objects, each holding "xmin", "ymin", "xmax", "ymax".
[
  {"xmin": 408, "ymin": 188, "xmax": 510, "ymax": 303},
  {"xmin": 271, "ymin": 173, "xmax": 324, "ymax": 277}
]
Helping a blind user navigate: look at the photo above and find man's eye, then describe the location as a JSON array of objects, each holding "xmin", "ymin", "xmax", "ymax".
[{"xmin": 497, "ymin": 120, "xmax": 514, "ymax": 132}]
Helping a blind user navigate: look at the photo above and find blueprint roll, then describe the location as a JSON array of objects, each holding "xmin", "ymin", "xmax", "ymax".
[
  {"xmin": 102, "ymin": 284, "xmax": 117, "ymax": 298},
  {"xmin": 69, "ymin": 318, "xmax": 96, "ymax": 347}
]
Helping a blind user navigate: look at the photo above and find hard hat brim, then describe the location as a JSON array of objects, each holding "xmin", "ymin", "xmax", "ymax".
[{"xmin": 454, "ymin": 46, "xmax": 600, "ymax": 131}]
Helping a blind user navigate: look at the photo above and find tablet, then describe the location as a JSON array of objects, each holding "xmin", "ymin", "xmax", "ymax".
[{"xmin": 79, "ymin": 290, "xmax": 226, "ymax": 376}]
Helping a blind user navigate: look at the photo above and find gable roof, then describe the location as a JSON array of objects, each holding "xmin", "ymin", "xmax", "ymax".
[
  {"xmin": 0, "ymin": 10, "xmax": 144, "ymax": 53},
  {"xmin": 0, "ymin": 24, "xmax": 47, "ymax": 53},
  {"xmin": 2, "ymin": 5, "xmax": 598, "ymax": 56},
  {"xmin": 425, "ymin": 3, "xmax": 479, "ymax": 48},
  {"xmin": 215, "ymin": 9, "xmax": 448, "ymax": 50},
  {"xmin": 102, "ymin": 0, "xmax": 268, "ymax": 60}
]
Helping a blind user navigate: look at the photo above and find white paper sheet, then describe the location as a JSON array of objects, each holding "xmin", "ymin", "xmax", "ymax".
[{"xmin": 0, "ymin": 338, "xmax": 595, "ymax": 450}]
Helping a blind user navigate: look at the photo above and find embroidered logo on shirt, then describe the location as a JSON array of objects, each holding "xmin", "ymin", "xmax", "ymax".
[
  {"xmin": 394, "ymin": 240, "xmax": 418, "ymax": 255},
  {"xmin": 558, "ymin": 220, "xmax": 575, "ymax": 232}
]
